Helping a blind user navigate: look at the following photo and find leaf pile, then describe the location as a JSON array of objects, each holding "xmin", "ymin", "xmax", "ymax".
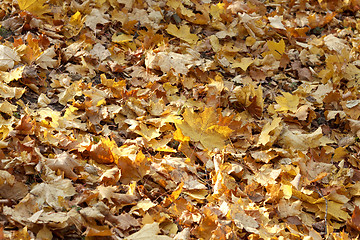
[{"xmin": 1, "ymin": 0, "xmax": 360, "ymax": 239}]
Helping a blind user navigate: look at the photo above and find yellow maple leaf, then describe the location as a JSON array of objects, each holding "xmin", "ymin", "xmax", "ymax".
[
  {"xmin": 112, "ymin": 33, "xmax": 133, "ymax": 43},
  {"xmin": 166, "ymin": 24, "xmax": 198, "ymax": 45},
  {"xmin": 210, "ymin": 3, "xmax": 225, "ymax": 21},
  {"xmin": 18, "ymin": 0, "xmax": 48, "ymax": 16},
  {"xmin": 89, "ymin": 137, "xmax": 118, "ymax": 164},
  {"xmin": 167, "ymin": 0, "xmax": 195, "ymax": 18},
  {"xmin": 257, "ymin": 117, "xmax": 282, "ymax": 146},
  {"xmin": 262, "ymin": 39, "xmax": 285, "ymax": 60},
  {"xmin": 232, "ymin": 57, "xmax": 254, "ymax": 71},
  {"xmin": 275, "ymin": 92, "xmax": 299, "ymax": 113},
  {"xmin": 1, "ymin": 66, "xmax": 24, "ymax": 83},
  {"xmin": 176, "ymin": 107, "xmax": 233, "ymax": 150},
  {"xmin": 69, "ymin": 11, "xmax": 82, "ymax": 25},
  {"xmin": 173, "ymin": 128, "xmax": 190, "ymax": 142}
]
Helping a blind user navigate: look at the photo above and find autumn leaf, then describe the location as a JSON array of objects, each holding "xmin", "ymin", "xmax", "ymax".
[
  {"xmin": 126, "ymin": 222, "xmax": 173, "ymax": 240},
  {"xmin": 0, "ymin": 45, "xmax": 20, "ymax": 70},
  {"xmin": 35, "ymin": 47, "xmax": 58, "ymax": 69},
  {"xmin": 176, "ymin": 107, "xmax": 233, "ymax": 150},
  {"xmin": 275, "ymin": 92, "xmax": 299, "ymax": 113},
  {"xmin": 348, "ymin": 206, "xmax": 360, "ymax": 232},
  {"xmin": 84, "ymin": 9, "xmax": 109, "ymax": 32},
  {"xmin": 2, "ymin": 0, "xmax": 360, "ymax": 238},
  {"xmin": 89, "ymin": 137, "xmax": 118, "ymax": 164},
  {"xmin": 166, "ymin": 24, "xmax": 199, "ymax": 45},
  {"xmin": 1, "ymin": 65, "xmax": 24, "ymax": 83},
  {"xmin": 30, "ymin": 176, "xmax": 76, "ymax": 210},
  {"xmin": 262, "ymin": 39, "xmax": 285, "ymax": 60},
  {"xmin": 258, "ymin": 117, "xmax": 282, "ymax": 146},
  {"xmin": 232, "ymin": 57, "xmax": 254, "ymax": 71},
  {"xmin": 46, "ymin": 152, "xmax": 80, "ymax": 180},
  {"xmin": 17, "ymin": 0, "xmax": 48, "ymax": 16}
]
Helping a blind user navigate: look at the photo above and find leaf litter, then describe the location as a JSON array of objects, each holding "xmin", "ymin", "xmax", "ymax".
[{"xmin": 0, "ymin": 0, "xmax": 360, "ymax": 239}]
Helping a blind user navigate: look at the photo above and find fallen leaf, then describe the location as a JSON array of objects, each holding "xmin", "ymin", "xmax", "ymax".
[
  {"xmin": 46, "ymin": 152, "xmax": 80, "ymax": 179},
  {"xmin": 17, "ymin": 0, "xmax": 48, "ymax": 16},
  {"xmin": 262, "ymin": 39, "xmax": 285, "ymax": 60},
  {"xmin": 84, "ymin": 9, "xmax": 109, "ymax": 32},
  {"xmin": 36, "ymin": 47, "xmax": 58, "ymax": 69},
  {"xmin": 166, "ymin": 24, "xmax": 198, "ymax": 45},
  {"xmin": 275, "ymin": 92, "xmax": 299, "ymax": 113},
  {"xmin": 126, "ymin": 222, "xmax": 173, "ymax": 240},
  {"xmin": 0, "ymin": 45, "xmax": 20, "ymax": 70},
  {"xmin": 258, "ymin": 117, "xmax": 282, "ymax": 146},
  {"xmin": 176, "ymin": 107, "xmax": 233, "ymax": 150},
  {"xmin": 30, "ymin": 176, "xmax": 76, "ymax": 210}
]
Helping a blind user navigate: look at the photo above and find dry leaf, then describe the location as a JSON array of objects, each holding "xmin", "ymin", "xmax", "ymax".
[
  {"xmin": 0, "ymin": 45, "xmax": 20, "ymax": 70},
  {"xmin": 46, "ymin": 152, "xmax": 80, "ymax": 179},
  {"xmin": 126, "ymin": 222, "xmax": 173, "ymax": 240},
  {"xmin": 166, "ymin": 24, "xmax": 199, "ymax": 45},
  {"xmin": 176, "ymin": 107, "xmax": 233, "ymax": 150}
]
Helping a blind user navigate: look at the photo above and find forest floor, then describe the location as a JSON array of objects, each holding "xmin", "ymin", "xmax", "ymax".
[{"xmin": 1, "ymin": 0, "xmax": 360, "ymax": 239}]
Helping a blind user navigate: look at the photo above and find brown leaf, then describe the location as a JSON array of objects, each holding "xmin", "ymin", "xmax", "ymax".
[{"xmin": 46, "ymin": 152, "xmax": 80, "ymax": 179}]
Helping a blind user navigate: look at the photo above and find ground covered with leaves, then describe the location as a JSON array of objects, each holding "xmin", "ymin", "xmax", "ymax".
[{"xmin": 2, "ymin": 0, "xmax": 360, "ymax": 239}]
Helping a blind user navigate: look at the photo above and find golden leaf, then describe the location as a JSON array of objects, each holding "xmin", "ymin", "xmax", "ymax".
[
  {"xmin": 166, "ymin": 24, "xmax": 199, "ymax": 45},
  {"xmin": 275, "ymin": 92, "xmax": 299, "ymax": 113},
  {"xmin": 258, "ymin": 117, "xmax": 282, "ymax": 146},
  {"xmin": 18, "ymin": 0, "xmax": 48, "ymax": 16},
  {"xmin": 232, "ymin": 57, "xmax": 254, "ymax": 71},
  {"xmin": 262, "ymin": 39, "xmax": 285, "ymax": 60},
  {"xmin": 176, "ymin": 107, "xmax": 233, "ymax": 150}
]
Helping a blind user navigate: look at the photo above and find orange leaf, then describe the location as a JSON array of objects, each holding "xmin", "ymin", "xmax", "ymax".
[{"xmin": 89, "ymin": 137, "xmax": 117, "ymax": 164}]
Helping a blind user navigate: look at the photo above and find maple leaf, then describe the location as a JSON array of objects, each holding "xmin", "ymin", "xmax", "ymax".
[
  {"xmin": 176, "ymin": 107, "xmax": 233, "ymax": 150},
  {"xmin": 232, "ymin": 57, "xmax": 254, "ymax": 71},
  {"xmin": 278, "ymin": 127, "xmax": 334, "ymax": 151},
  {"xmin": 17, "ymin": 0, "xmax": 48, "ymax": 16},
  {"xmin": 84, "ymin": 9, "xmax": 109, "ymax": 32},
  {"xmin": 46, "ymin": 152, "xmax": 80, "ymax": 180},
  {"xmin": 262, "ymin": 39, "xmax": 285, "ymax": 60},
  {"xmin": 275, "ymin": 92, "xmax": 299, "ymax": 113},
  {"xmin": 89, "ymin": 137, "xmax": 117, "ymax": 164},
  {"xmin": 94, "ymin": 185, "xmax": 137, "ymax": 206},
  {"xmin": 0, "ymin": 171, "xmax": 28, "ymax": 200},
  {"xmin": 166, "ymin": 24, "xmax": 199, "ymax": 45},
  {"xmin": 30, "ymin": 176, "xmax": 76, "ymax": 210},
  {"xmin": 0, "ymin": 45, "xmax": 20, "ymax": 70},
  {"xmin": 268, "ymin": 16, "xmax": 286, "ymax": 30},
  {"xmin": 35, "ymin": 47, "xmax": 58, "ymax": 69},
  {"xmin": 257, "ymin": 117, "xmax": 282, "ymax": 146},
  {"xmin": 1, "ymin": 65, "xmax": 24, "ymax": 83},
  {"xmin": 126, "ymin": 222, "xmax": 173, "ymax": 240},
  {"xmin": 98, "ymin": 166, "xmax": 121, "ymax": 185},
  {"xmin": 145, "ymin": 51, "xmax": 198, "ymax": 75}
]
